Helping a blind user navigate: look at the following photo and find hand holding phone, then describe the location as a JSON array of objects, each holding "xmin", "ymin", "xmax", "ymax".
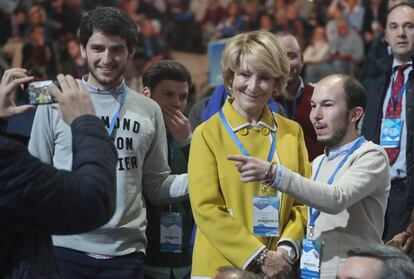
[
  {"xmin": 0, "ymin": 68, "xmax": 35, "ymax": 118},
  {"xmin": 48, "ymin": 74, "xmax": 96, "ymax": 125}
]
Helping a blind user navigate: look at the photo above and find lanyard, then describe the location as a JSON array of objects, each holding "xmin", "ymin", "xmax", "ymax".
[
  {"xmin": 389, "ymin": 79, "xmax": 407, "ymax": 114},
  {"xmin": 108, "ymin": 84, "xmax": 127, "ymax": 136},
  {"xmin": 308, "ymin": 137, "xmax": 366, "ymax": 236},
  {"xmin": 219, "ymin": 107, "xmax": 277, "ymax": 162},
  {"xmin": 267, "ymin": 97, "xmax": 281, "ymax": 114}
]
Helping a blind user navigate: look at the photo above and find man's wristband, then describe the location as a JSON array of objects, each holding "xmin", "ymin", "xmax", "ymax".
[{"xmin": 261, "ymin": 162, "xmax": 276, "ymax": 186}]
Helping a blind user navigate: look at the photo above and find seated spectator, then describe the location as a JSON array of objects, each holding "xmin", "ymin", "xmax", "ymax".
[
  {"xmin": 314, "ymin": 16, "xmax": 364, "ymax": 77},
  {"xmin": 307, "ymin": 0, "xmax": 331, "ymax": 27},
  {"xmin": 259, "ymin": 13, "xmax": 277, "ymax": 33},
  {"xmin": 362, "ymin": 0, "xmax": 387, "ymax": 48},
  {"xmin": 199, "ymin": 0, "xmax": 225, "ymax": 32},
  {"xmin": 198, "ymin": 0, "xmax": 226, "ymax": 47},
  {"xmin": 1, "ymin": 8, "xmax": 28, "ymax": 68},
  {"xmin": 42, "ymin": 0, "xmax": 82, "ymax": 40},
  {"xmin": 26, "ymin": 5, "xmax": 53, "ymax": 42},
  {"xmin": 284, "ymin": 2, "xmax": 311, "ymax": 47},
  {"xmin": 303, "ymin": 26, "xmax": 330, "ymax": 83},
  {"xmin": 136, "ymin": 17, "xmax": 165, "ymax": 68},
  {"xmin": 337, "ymin": 244, "xmax": 414, "ymax": 279},
  {"xmin": 60, "ymin": 37, "xmax": 87, "ymax": 79},
  {"xmin": 242, "ymin": 0, "xmax": 262, "ymax": 31},
  {"xmin": 274, "ymin": 8, "xmax": 288, "ymax": 33},
  {"xmin": 213, "ymin": 1, "xmax": 245, "ymax": 39},
  {"xmin": 22, "ymin": 25, "xmax": 56, "ymax": 79},
  {"xmin": 166, "ymin": 0, "xmax": 199, "ymax": 52},
  {"xmin": 121, "ymin": 0, "xmax": 160, "ymax": 24},
  {"xmin": 330, "ymin": 0, "xmax": 366, "ymax": 33}
]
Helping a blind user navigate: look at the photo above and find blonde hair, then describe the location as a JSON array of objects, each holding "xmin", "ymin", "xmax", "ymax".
[{"xmin": 221, "ymin": 30, "xmax": 290, "ymax": 94}]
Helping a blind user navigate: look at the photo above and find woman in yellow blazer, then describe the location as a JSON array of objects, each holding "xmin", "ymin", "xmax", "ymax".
[{"xmin": 188, "ymin": 30, "xmax": 311, "ymax": 279}]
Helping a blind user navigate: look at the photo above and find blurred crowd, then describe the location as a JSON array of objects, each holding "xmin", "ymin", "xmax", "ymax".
[{"xmin": 0, "ymin": 0, "xmax": 404, "ymax": 93}]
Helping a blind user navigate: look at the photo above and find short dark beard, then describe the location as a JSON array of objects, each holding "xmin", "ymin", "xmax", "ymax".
[{"xmin": 318, "ymin": 116, "xmax": 349, "ymax": 148}]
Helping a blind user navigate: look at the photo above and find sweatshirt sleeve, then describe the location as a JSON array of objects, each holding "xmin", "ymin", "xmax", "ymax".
[
  {"xmin": 28, "ymin": 105, "xmax": 56, "ymax": 164},
  {"xmin": 142, "ymin": 104, "xmax": 188, "ymax": 205},
  {"xmin": 0, "ymin": 115, "xmax": 117, "ymax": 235},
  {"xmin": 273, "ymin": 144, "xmax": 390, "ymax": 214}
]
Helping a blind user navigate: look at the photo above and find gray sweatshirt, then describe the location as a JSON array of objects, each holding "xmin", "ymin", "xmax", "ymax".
[{"xmin": 29, "ymin": 80, "xmax": 185, "ymax": 256}]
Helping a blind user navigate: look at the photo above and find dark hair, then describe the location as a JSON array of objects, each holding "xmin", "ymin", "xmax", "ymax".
[
  {"xmin": 66, "ymin": 34, "xmax": 80, "ymax": 44},
  {"xmin": 142, "ymin": 60, "xmax": 192, "ymax": 91},
  {"xmin": 79, "ymin": 7, "xmax": 138, "ymax": 52},
  {"xmin": 386, "ymin": 3, "xmax": 414, "ymax": 25},
  {"xmin": 342, "ymin": 75, "xmax": 367, "ymax": 111},
  {"xmin": 347, "ymin": 244, "xmax": 414, "ymax": 279}
]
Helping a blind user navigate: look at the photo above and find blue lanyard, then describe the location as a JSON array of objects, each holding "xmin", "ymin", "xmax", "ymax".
[
  {"xmin": 389, "ymin": 66, "xmax": 410, "ymax": 114},
  {"xmin": 267, "ymin": 97, "xmax": 281, "ymax": 114},
  {"xmin": 219, "ymin": 107, "xmax": 277, "ymax": 162},
  {"xmin": 108, "ymin": 84, "xmax": 127, "ymax": 136},
  {"xmin": 389, "ymin": 81, "xmax": 407, "ymax": 114},
  {"xmin": 308, "ymin": 137, "xmax": 367, "ymax": 230}
]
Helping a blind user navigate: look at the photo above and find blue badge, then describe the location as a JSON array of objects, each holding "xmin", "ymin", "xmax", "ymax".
[
  {"xmin": 300, "ymin": 237, "xmax": 323, "ymax": 279},
  {"xmin": 253, "ymin": 196, "xmax": 279, "ymax": 237},
  {"xmin": 160, "ymin": 212, "xmax": 182, "ymax": 253},
  {"xmin": 380, "ymin": 118, "xmax": 403, "ymax": 148}
]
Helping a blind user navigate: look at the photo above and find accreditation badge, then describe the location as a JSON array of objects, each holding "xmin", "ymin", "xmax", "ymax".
[
  {"xmin": 380, "ymin": 118, "xmax": 403, "ymax": 148},
  {"xmin": 160, "ymin": 211, "xmax": 182, "ymax": 253},
  {"xmin": 252, "ymin": 196, "xmax": 279, "ymax": 237},
  {"xmin": 300, "ymin": 237, "xmax": 323, "ymax": 279}
]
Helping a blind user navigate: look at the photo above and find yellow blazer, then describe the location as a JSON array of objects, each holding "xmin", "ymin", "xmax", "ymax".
[{"xmin": 189, "ymin": 99, "xmax": 311, "ymax": 277}]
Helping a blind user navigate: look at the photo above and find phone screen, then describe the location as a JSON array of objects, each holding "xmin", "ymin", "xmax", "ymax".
[{"xmin": 25, "ymin": 80, "xmax": 57, "ymax": 105}]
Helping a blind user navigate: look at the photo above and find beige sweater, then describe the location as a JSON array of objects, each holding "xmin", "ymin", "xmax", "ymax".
[{"xmin": 275, "ymin": 140, "xmax": 390, "ymax": 278}]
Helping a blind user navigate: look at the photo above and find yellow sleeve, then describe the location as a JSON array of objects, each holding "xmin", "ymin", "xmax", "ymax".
[{"xmin": 189, "ymin": 125, "xmax": 263, "ymax": 268}]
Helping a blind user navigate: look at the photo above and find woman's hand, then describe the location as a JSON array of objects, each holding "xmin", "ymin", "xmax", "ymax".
[
  {"xmin": 227, "ymin": 155, "xmax": 273, "ymax": 183},
  {"xmin": 261, "ymin": 249, "xmax": 293, "ymax": 279}
]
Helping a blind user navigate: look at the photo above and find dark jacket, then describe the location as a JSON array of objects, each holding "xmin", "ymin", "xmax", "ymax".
[
  {"xmin": 0, "ymin": 115, "xmax": 117, "ymax": 278},
  {"xmin": 275, "ymin": 83, "xmax": 324, "ymax": 161},
  {"xmin": 362, "ymin": 55, "xmax": 414, "ymax": 208},
  {"xmin": 145, "ymin": 136, "xmax": 193, "ymax": 269}
]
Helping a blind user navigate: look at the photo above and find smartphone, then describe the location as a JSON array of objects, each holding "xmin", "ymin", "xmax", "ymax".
[{"xmin": 25, "ymin": 80, "xmax": 58, "ymax": 105}]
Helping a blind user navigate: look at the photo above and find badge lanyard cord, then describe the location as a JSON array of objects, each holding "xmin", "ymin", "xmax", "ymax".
[
  {"xmin": 389, "ymin": 70, "xmax": 408, "ymax": 115},
  {"xmin": 108, "ymin": 84, "xmax": 127, "ymax": 137},
  {"xmin": 219, "ymin": 107, "xmax": 277, "ymax": 163},
  {"xmin": 308, "ymin": 137, "xmax": 366, "ymax": 238}
]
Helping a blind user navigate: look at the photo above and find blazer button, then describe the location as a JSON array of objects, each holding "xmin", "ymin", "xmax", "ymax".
[
  {"xmin": 261, "ymin": 127, "xmax": 270, "ymax": 136},
  {"xmin": 239, "ymin": 128, "xmax": 249, "ymax": 136}
]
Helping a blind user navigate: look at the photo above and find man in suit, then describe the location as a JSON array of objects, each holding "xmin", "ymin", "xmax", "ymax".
[{"xmin": 362, "ymin": 3, "xmax": 414, "ymax": 252}]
